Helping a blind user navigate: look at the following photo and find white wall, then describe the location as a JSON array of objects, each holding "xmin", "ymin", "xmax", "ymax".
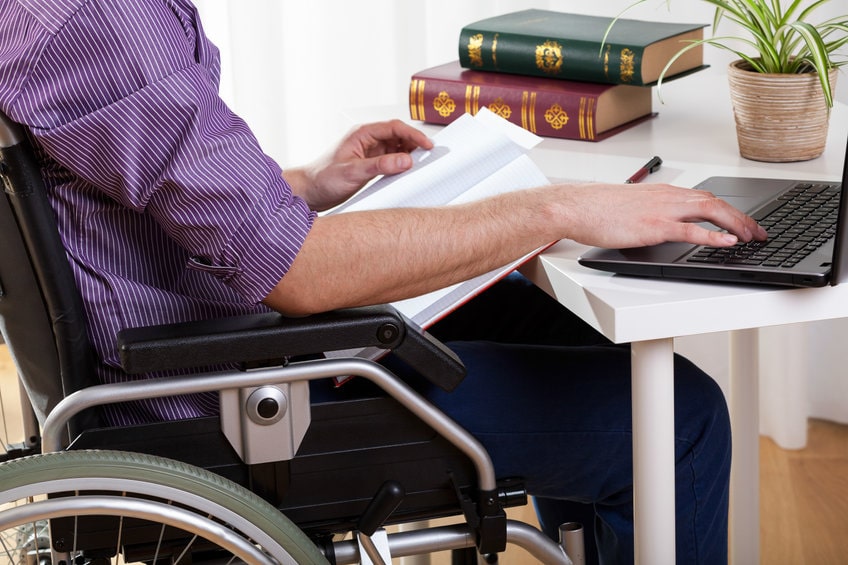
[{"xmin": 194, "ymin": 0, "xmax": 846, "ymax": 166}]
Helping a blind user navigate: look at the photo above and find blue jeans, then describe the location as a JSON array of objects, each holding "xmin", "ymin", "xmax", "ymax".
[{"xmin": 320, "ymin": 273, "xmax": 731, "ymax": 564}]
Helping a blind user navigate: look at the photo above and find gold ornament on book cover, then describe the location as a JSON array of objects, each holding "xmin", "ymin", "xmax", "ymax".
[
  {"xmin": 619, "ymin": 48, "xmax": 635, "ymax": 82},
  {"xmin": 433, "ymin": 91, "xmax": 457, "ymax": 118},
  {"xmin": 488, "ymin": 97, "xmax": 512, "ymax": 120},
  {"xmin": 467, "ymin": 33, "xmax": 484, "ymax": 67},
  {"xmin": 544, "ymin": 104, "xmax": 569, "ymax": 130},
  {"xmin": 536, "ymin": 40, "xmax": 563, "ymax": 75}
]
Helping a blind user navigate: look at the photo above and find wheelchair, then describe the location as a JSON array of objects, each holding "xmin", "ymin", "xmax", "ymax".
[{"xmin": 0, "ymin": 109, "xmax": 584, "ymax": 564}]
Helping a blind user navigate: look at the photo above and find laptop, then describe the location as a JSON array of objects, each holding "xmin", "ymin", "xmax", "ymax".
[{"xmin": 578, "ymin": 136, "xmax": 848, "ymax": 288}]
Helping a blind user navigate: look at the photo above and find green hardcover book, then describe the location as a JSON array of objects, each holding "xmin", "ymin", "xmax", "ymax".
[{"xmin": 459, "ymin": 9, "xmax": 707, "ymax": 86}]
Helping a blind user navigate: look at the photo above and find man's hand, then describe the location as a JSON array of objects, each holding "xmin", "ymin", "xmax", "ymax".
[
  {"xmin": 552, "ymin": 182, "xmax": 768, "ymax": 249},
  {"xmin": 283, "ymin": 120, "xmax": 433, "ymax": 211}
]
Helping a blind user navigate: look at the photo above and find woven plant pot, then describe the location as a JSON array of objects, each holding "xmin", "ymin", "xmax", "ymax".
[{"xmin": 727, "ymin": 59, "xmax": 838, "ymax": 162}]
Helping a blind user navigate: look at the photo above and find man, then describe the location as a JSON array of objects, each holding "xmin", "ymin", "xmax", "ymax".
[{"xmin": 0, "ymin": 1, "xmax": 765, "ymax": 562}]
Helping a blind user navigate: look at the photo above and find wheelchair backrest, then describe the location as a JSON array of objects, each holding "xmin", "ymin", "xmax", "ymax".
[{"xmin": 0, "ymin": 110, "xmax": 100, "ymax": 432}]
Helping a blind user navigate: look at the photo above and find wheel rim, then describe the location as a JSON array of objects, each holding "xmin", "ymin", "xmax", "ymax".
[{"xmin": 0, "ymin": 451, "xmax": 328, "ymax": 564}]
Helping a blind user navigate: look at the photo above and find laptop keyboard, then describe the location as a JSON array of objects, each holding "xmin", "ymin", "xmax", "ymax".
[{"xmin": 687, "ymin": 182, "xmax": 841, "ymax": 268}]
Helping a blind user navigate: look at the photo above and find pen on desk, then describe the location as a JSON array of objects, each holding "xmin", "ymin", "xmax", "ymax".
[{"xmin": 625, "ymin": 155, "xmax": 663, "ymax": 184}]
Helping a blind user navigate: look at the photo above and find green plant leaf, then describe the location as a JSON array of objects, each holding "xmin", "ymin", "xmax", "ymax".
[
  {"xmin": 611, "ymin": 0, "xmax": 847, "ymax": 107},
  {"xmin": 599, "ymin": 0, "xmax": 653, "ymax": 56},
  {"xmin": 785, "ymin": 21, "xmax": 835, "ymax": 105}
]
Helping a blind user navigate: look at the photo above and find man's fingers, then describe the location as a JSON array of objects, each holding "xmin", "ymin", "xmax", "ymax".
[
  {"xmin": 360, "ymin": 120, "xmax": 433, "ymax": 155},
  {"xmin": 377, "ymin": 153, "xmax": 414, "ymax": 175},
  {"xmin": 686, "ymin": 193, "xmax": 767, "ymax": 243},
  {"xmin": 705, "ymin": 229, "xmax": 741, "ymax": 247},
  {"xmin": 337, "ymin": 153, "xmax": 414, "ymax": 188}
]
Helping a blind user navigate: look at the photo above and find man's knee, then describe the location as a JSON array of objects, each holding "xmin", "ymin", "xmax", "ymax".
[{"xmin": 673, "ymin": 355, "xmax": 731, "ymax": 448}]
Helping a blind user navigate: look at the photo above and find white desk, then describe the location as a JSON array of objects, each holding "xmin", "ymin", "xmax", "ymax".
[
  {"xmin": 518, "ymin": 67, "xmax": 848, "ymax": 564},
  {"xmin": 343, "ymin": 66, "xmax": 847, "ymax": 563}
]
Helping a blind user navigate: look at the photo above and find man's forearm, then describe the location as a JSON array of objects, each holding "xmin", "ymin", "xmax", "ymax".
[
  {"xmin": 263, "ymin": 180, "xmax": 767, "ymax": 317},
  {"xmin": 263, "ymin": 187, "xmax": 558, "ymax": 316}
]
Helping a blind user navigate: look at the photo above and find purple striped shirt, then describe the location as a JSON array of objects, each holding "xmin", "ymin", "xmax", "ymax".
[{"xmin": 0, "ymin": 0, "xmax": 316, "ymax": 425}]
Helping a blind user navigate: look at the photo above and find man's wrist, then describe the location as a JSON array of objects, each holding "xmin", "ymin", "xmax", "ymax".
[{"xmin": 281, "ymin": 167, "xmax": 314, "ymax": 201}]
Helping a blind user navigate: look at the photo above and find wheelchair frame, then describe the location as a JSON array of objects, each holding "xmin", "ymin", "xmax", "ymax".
[{"xmin": 0, "ymin": 107, "xmax": 584, "ymax": 564}]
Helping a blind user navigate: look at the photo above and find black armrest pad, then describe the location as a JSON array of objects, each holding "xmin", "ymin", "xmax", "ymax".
[
  {"xmin": 117, "ymin": 305, "xmax": 466, "ymax": 391},
  {"xmin": 391, "ymin": 325, "xmax": 466, "ymax": 392}
]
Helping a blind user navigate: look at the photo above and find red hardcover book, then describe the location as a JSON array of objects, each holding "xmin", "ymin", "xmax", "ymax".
[{"xmin": 409, "ymin": 61, "xmax": 655, "ymax": 141}]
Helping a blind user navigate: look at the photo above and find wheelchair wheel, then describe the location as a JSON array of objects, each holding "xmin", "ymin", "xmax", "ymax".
[{"xmin": 0, "ymin": 450, "xmax": 328, "ymax": 564}]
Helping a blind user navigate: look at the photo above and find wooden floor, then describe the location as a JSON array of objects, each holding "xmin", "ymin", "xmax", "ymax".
[
  {"xmin": 1, "ymin": 344, "xmax": 846, "ymax": 564},
  {"xmin": 759, "ymin": 418, "xmax": 848, "ymax": 565}
]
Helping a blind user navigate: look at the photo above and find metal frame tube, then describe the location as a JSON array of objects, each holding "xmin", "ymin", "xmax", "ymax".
[
  {"xmin": 332, "ymin": 521, "xmax": 571, "ymax": 565},
  {"xmin": 559, "ymin": 521, "xmax": 585, "ymax": 565},
  {"xmin": 18, "ymin": 379, "xmax": 40, "ymax": 447},
  {"xmin": 41, "ymin": 357, "xmax": 497, "ymax": 491}
]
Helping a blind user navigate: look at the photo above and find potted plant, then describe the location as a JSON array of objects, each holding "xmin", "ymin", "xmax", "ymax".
[{"xmin": 610, "ymin": 0, "xmax": 848, "ymax": 162}]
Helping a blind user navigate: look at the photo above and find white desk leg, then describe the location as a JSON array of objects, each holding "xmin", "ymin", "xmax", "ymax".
[
  {"xmin": 631, "ymin": 338, "xmax": 676, "ymax": 565},
  {"xmin": 729, "ymin": 329, "xmax": 760, "ymax": 565}
]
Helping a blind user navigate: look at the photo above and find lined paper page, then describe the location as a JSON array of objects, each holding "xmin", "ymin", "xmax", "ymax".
[{"xmin": 333, "ymin": 109, "xmax": 541, "ymax": 213}]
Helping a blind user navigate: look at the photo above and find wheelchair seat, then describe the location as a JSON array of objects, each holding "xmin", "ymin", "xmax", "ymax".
[{"xmin": 0, "ymin": 108, "xmax": 578, "ymax": 564}]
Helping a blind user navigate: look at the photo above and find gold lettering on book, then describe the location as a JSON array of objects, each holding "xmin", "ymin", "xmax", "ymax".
[
  {"xmin": 489, "ymin": 97, "xmax": 512, "ymax": 120},
  {"xmin": 467, "ymin": 33, "xmax": 484, "ymax": 67},
  {"xmin": 529, "ymin": 92, "xmax": 537, "ymax": 132},
  {"xmin": 492, "ymin": 33, "xmax": 499, "ymax": 66},
  {"xmin": 620, "ymin": 48, "xmax": 635, "ymax": 82},
  {"xmin": 535, "ymin": 40, "xmax": 563, "ymax": 75},
  {"xmin": 409, "ymin": 79, "xmax": 425, "ymax": 121},
  {"xmin": 521, "ymin": 91, "xmax": 538, "ymax": 133},
  {"xmin": 603, "ymin": 45, "xmax": 611, "ymax": 80},
  {"xmin": 578, "ymin": 98, "xmax": 587, "ymax": 139},
  {"xmin": 433, "ymin": 91, "xmax": 457, "ymax": 118},
  {"xmin": 577, "ymin": 97, "xmax": 596, "ymax": 140},
  {"xmin": 464, "ymin": 85, "xmax": 481, "ymax": 115},
  {"xmin": 544, "ymin": 103, "xmax": 569, "ymax": 130}
]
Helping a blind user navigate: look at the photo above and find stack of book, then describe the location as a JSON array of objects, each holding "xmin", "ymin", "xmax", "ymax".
[{"xmin": 408, "ymin": 9, "xmax": 708, "ymax": 142}]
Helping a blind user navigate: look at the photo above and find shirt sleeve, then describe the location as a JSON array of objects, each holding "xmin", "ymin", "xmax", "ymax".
[{"xmin": 8, "ymin": 1, "xmax": 314, "ymax": 303}]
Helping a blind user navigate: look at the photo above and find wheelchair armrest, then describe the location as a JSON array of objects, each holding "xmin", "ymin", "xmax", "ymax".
[{"xmin": 117, "ymin": 305, "xmax": 466, "ymax": 391}]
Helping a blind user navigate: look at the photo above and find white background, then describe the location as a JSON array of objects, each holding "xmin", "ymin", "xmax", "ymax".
[{"xmin": 193, "ymin": 0, "xmax": 847, "ymax": 165}]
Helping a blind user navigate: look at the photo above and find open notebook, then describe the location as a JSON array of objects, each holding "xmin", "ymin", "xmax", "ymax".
[
  {"xmin": 331, "ymin": 107, "xmax": 550, "ymax": 328},
  {"xmin": 326, "ymin": 108, "xmax": 551, "ymax": 374}
]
